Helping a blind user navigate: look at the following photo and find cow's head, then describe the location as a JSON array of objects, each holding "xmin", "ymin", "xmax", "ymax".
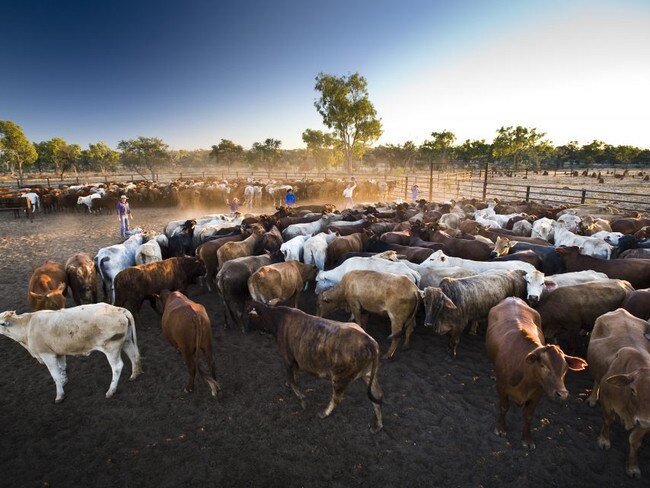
[
  {"xmin": 605, "ymin": 369, "xmax": 650, "ymax": 429},
  {"xmin": 524, "ymin": 270, "xmax": 557, "ymax": 305},
  {"xmin": 491, "ymin": 236, "xmax": 512, "ymax": 258},
  {"xmin": 183, "ymin": 257, "xmax": 207, "ymax": 281},
  {"xmin": 420, "ymin": 287, "xmax": 456, "ymax": 334},
  {"xmin": 316, "ymin": 289, "xmax": 338, "ymax": 318},
  {"xmin": 525, "ymin": 344, "xmax": 587, "ymax": 402},
  {"xmin": 30, "ymin": 283, "xmax": 66, "ymax": 310}
]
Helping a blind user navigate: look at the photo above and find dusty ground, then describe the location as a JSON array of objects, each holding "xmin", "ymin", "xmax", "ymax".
[{"xmin": 0, "ymin": 206, "xmax": 646, "ymax": 488}]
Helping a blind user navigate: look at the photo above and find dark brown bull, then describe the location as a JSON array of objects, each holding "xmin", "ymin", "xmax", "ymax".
[
  {"xmin": 28, "ymin": 260, "xmax": 68, "ymax": 311},
  {"xmin": 247, "ymin": 302, "xmax": 383, "ymax": 433},
  {"xmin": 113, "ymin": 257, "xmax": 206, "ymax": 321},
  {"xmin": 326, "ymin": 232, "xmax": 369, "ymax": 269},
  {"xmin": 623, "ymin": 288, "xmax": 650, "ymax": 320},
  {"xmin": 65, "ymin": 253, "xmax": 98, "ymax": 305},
  {"xmin": 487, "ymin": 297, "xmax": 587, "ymax": 450},
  {"xmin": 158, "ymin": 290, "xmax": 220, "ymax": 397}
]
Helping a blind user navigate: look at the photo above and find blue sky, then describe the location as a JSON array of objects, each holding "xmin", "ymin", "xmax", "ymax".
[{"xmin": 1, "ymin": 0, "xmax": 648, "ymax": 150}]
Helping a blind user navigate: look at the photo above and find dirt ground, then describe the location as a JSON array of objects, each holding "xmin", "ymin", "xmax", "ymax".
[{"xmin": 0, "ymin": 206, "xmax": 646, "ymax": 488}]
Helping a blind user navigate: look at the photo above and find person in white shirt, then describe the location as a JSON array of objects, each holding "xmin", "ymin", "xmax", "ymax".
[{"xmin": 342, "ymin": 182, "xmax": 357, "ymax": 209}]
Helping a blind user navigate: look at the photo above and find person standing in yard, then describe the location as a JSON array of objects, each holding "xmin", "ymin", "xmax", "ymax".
[
  {"xmin": 284, "ymin": 188, "xmax": 296, "ymax": 207},
  {"xmin": 342, "ymin": 181, "xmax": 357, "ymax": 209},
  {"xmin": 117, "ymin": 195, "xmax": 132, "ymax": 239},
  {"xmin": 411, "ymin": 184, "xmax": 420, "ymax": 202}
]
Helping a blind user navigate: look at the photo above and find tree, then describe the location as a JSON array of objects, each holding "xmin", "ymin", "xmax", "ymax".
[
  {"xmin": 248, "ymin": 138, "xmax": 282, "ymax": 174},
  {"xmin": 0, "ymin": 120, "xmax": 37, "ymax": 180},
  {"xmin": 209, "ymin": 139, "xmax": 244, "ymax": 172},
  {"xmin": 371, "ymin": 141, "xmax": 418, "ymax": 172},
  {"xmin": 81, "ymin": 141, "xmax": 119, "ymax": 173},
  {"xmin": 46, "ymin": 138, "xmax": 70, "ymax": 178},
  {"xmin": 456, "ymin": 139, "xmax": 492, "ymax": 166},
  {"xmin": 420, "ymin": 130, "xmax": 457, "ymax": 168},
  {"xmin": 302, "ymin": 129, "xmax": 341, "ymax": 169},
  {"xmin": 117, "ymin": 137, "xmax": 169, "ymax": 180},
  {"xmin": 492, "ymin": 126, "xmax": 548, "ymax": 171},
  {"xmin": 314, "ymin": 72, "xmax": 382, "ymax": 173}
]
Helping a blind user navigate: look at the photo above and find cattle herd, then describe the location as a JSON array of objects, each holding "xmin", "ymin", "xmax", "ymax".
[{"xmin": 2, "ymin": 195, "xmax": 650, "ymax": 480}]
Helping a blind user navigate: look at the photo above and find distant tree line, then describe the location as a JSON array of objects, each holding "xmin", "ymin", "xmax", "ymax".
[{"xmin": 1, "ymin": 71, "xmax": 648, "ymax": 179}]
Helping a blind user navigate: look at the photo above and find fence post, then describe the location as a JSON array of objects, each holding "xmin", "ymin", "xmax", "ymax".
[
  {"xmin": 47, "ymin": 177, "xmax": 51, "ymax": 187},
  {"xmin": 16, "ymin": 178, "xmax": 21, "ymax": 188},
  {"xmin": 428, "ymin": 160, "xmax": 433, "ymax": 201},
  {"xmin": 76, "ymin": 176, "xmax": 80, "ymax": 185},
  {"xmin": 581, "ymin": 189, "xmax": 587, "ymax": 204},
  {"xmin": 404, "ymin": 176, "xmax": 408, "ymax": 201},
  {"xmin": 525, "ymin": 186, "xmax": 531, "ymax": 202},
  {"xmin": 482, "ymin": 161, "xmax": 489, "ymax": 201}
]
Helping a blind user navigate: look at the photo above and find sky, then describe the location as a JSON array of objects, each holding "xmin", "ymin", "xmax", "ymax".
[{"xmin": 1, "ymin": 0, "xmax": 649, "ymax": 150}]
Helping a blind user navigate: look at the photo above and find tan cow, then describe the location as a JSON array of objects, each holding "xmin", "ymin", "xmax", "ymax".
[
  {"xmin": 28, "ymin": 260, "xmax": 68, "ymax": 311},
  {"xmin": 0, "ymin": 303, "xmax": 142, "ymax": 403},
  {"xmin": 587, "ymin": 309, "xmax": 650, "ymax": 478},
  {"xmin": 317, "ymin": 270, "xmax": 420, "ymax": 359},
  {"xmin": 217, "ymin": 224, "xmax": 265, "ymax": 270},
  {"xmin": 158, "ymin": 290, "xmax": 220, "ymax": 397},
  {"xmin": 486, "ymin": 297, "xmax": 587, "ymax": 450},
  {"xmin": 248, "ymin": 261, "xmax": 317, "ymax": 307}
]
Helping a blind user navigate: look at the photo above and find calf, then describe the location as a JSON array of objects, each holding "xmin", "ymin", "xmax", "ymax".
[
  {"xmin": 247, "ymin": 302, "xmax": 383, "ymax": 433},
  {"xmin": 248, "ymin": 261, "xmax": 317, "ymax": 307},
  {"xmin": 317, "ymin": 270, "xmax": 420, "ymax": 359},
  {"xmin": 490, "ymin": 235, "xmax": 563, "ymax": 275},
  {"xmin": 303, "ymin": 231, "xmax": 337, "ymax": 271},
  {"xmin": 487, "ymin": 297, "xmax": 587, "ymax": 450},
  {"xmin": 623, "ymin": 288, "xmax": 650, "ymax": 320},
  {"xmin": 65, "ymin": 253, "xmax": 97, "ymax": 305},
  {"xmin": 535, "ymin": 280, "xmax": 633, "ymax": 345},
  {"xmin": 95, "ymin": 233, "xmax": 144, "ymax": 302},
  {"xmin": 217, "ymin": 224, "xmax": 265, "ymax": 269},
  {"xmin": 0, "ymin": 304, "xmax": 142, "ymax": 403},
  {"xmin": 158, "ymin": 290, "xmax": 220, "ymax": 397},
  {"xmin": 587, "ymin": 309, "xmax": 650, "ymax": 478},
  {"xmin": 28, "ymin": 260, "xmax": 68, "ymax": 311},
  {"xmin": 524, "ymin": 269, "xmax": 610, "ymax": 305},
  {"xmin": 113, "ymin": 257, "xmax": 206, "ymax": 321},
  {"xmin": 422, "ymin": 270, "xmax": 527, "ymax": 358}
]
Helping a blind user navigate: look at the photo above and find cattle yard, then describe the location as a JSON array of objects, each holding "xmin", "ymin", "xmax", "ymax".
[{"xmin": 0, "ymin": 199, "xmax": 648, "ymax": 488}]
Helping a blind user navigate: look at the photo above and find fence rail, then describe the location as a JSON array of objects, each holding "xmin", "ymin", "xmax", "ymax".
[{"xmin": 2, "ymin": 167, "xmax": 648, "ymax": 212}]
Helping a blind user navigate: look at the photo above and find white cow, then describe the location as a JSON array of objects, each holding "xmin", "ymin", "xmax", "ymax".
[
  {"xmin": 420, "ymin": 250, "xmax": 536, "ymax": 275},
  {"xmin": 21, "ymin": 192, "xmax": 41, "ymax": 211},
  {"xmin": 282, "ymin": 213, "xmax": 344, "ymax": 240},
  {"xmin": 398, "ymin": 261, "xmax": 476, "ymax": 289},
  {"xmin": 303, "ymin": 232, "xmax": 338, "ymax": 270},
  {"xmin": 524, "ymin": 269, "xmax": 612, "ymax": 304},
  {"xmin": 531, "ymin": 217, "xmax": 556, "ymax": 242},
  {"xmin": 590, "ymin": 231, "xmax": 624, "ymax": 246},
  {"xmin": 135, "ymin": 237, "xmax": 164, "ymax": 265},
  {"xmin": 0, "ymin": 304, "xmax": 142, "ymax": 403},
  {"xmin": 487, "ymin": 212, "xmax": 527, "ymax": 228},
  {"xmin": 77, "ymin": 193, "xmax": 101, "ymax": 213},
  {"xmin": 280, "ymin": 235, "xmax": 309, "ymax": 261},
  {"xmin": 475, "ymin": 214, "xmax": 501, "ymax": 229},
  {"xmin": 95, "ymin": 233, "xmax": 144, "ymax": 303},
  {"xmin": 556, "ymin": 213, "xmax": 581, "ymax": 233},
  {"xmin": 553, "ymin": 227, "xmax": 612, "ymax": 259},
  {"xmin": 512, "ymin": 220, "xmax": 533, "ymax": 237},
  {"xmin": 315, "ymin": 257, "xmax": 421, "ymax": 293}
]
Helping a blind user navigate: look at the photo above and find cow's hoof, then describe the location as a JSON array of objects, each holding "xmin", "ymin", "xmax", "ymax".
[
  {"xmin": 317, "ymin": 410, "xmax": 329, "ymax": 419},
  {"xmin": 381, "ymin": 353, "xmax": 394, "ymax": 360},
  {"xmin": 597, "ymin": 437, "xmax": 611, "ymax": 450},
  {"xmin": 626, "ymin": 466, "xmax": 641, "ymax": 479},
  {"xmin": 300, "ymin": 399, "xmax": 307, "ymax": 410},
  {"xmin": 586, "ymin": 397, "xmax": 597, "ymax": 408},
  {"xmin": 494, "ymin": 427, "xmax": 506, "ymax": 438},
  {"xmin": 369, "ymin": 423, "xmax": 383, "ymax": 434},
  {"xmin": 55, "ymin": 396, "xmax": 65, "ymax": 404},
  {"xmin": 521, "ymin": 440, "xmax": 536, "ymax": 451}
]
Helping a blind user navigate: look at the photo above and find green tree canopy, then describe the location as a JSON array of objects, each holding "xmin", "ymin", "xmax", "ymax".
[
  {"xmin": 455, "ymin": 139, "xmax": 492, "ymax": 165},
  {"xmin": 314, "ymin": 72, "xmax": 382, "ymax": 173},
  {"xmin": 0, "ymin": 120, "xmax": 37, "ymax": 179},
  {"xmin": 301, "ymin": 129, "xmax": 340, "ymax": 169},
  {"xmin": 420, "ymin": 130, "xmax": 457, "ymax": 167},
  {"xmin": 209, "ymin": 139, "xmax": 244, "ymax": 171},
  {"xmin": 492, "ymin": 126, "xmax": 549, "ymax": 170},
  {"xmin": 117, "ymin": 136, "xmax": 169, "ymax": 180},
  {"xmin": 81, "ymin": 141, "xmax": 119, "ymax": 173},
  {"xmin": 248, "ymin": 138, "xmax": 282, "ymax": 173}
]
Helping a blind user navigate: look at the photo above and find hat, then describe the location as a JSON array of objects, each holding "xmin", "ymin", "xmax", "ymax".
[{"xmin": 120, "ymin": 195, "xmax": 128, "ymax": 200}]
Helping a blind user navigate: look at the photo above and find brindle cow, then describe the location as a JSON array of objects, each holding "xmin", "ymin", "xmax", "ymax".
[
  {"xmin": 247, "ymin": 302, "xmax": 383, "ymax": 433},
  {"xmin": 65, "ymin": 253, "xmax": 98, "ymax": 305}
]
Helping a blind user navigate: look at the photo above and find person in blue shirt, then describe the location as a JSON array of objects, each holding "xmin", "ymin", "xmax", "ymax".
[
  {"xmin": 116, "ymin": 194, "xmax": 132, "ymax": 239},
  {"xmin": 285, "ymin": 188, "xmax": 296, "ymax": 207}
]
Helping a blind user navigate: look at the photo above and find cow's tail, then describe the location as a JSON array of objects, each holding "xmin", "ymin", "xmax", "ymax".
[
  {"xmin": 124, "ymin": 310, "xmax": 142, "ymax": 377},
  {"xmin": 366, "ymin": 347, "xmax": 382, "ymax": 405},
  {"xmin": 193, "ymin": 314, "xmax": 220, "ymax": 397}
]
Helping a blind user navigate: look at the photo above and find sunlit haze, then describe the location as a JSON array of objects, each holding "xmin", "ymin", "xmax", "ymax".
[{"xmin": 1, "ymin": 0, "xmax": 648, "ymax": 149}]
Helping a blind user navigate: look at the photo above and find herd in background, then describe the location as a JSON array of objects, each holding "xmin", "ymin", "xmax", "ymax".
[
  {"xmin": 2, "ymin": 197, "xmax": 650, "ymax": 478},
  {"xmin": 0, "ymin": 176, "xmax": 396, "ymax": 213}
]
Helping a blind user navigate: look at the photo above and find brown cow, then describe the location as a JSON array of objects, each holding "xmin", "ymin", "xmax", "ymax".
[
  {"xmin": 620, "ymin": 248, "xmax": 650, "ymax": 259},
  {"xmin": 611, "ymin": 217, "xmax": 650, "ymax": 235},
  {"xmin": 247, "ymin": 261, "xmax": 317, "ymax": 307},
  {"xmin": 326, "ymin": 232, "xmax": 368, "ymax": 269},
  {"xmin": 429, "ymin": 228, "xmax": 493, "ymax": 261},
  {"xmin": 196, "ymin": 231, "xmax": 246, "ymax": 291},
  {"xmin": 623, "ymin": 289, "xmax": 650, "ymax": 320},
  {"xmin": 158, "ymin": 290, "xmax": 220, "ymax": 397},
  {"xmin": 65, "ymin": 253, "xmax": 98, "ymax": 305},
  {"xmin": 586, "ymin": 309, "xmax": 650, "ymax": 478},
  {"xmin": 113, "ymin": 257, "xmax": 206, "ymax": 321},
  {"xmin": 556, "ymin": 246, "xmax": 650, "ymax": 289},
  {"xmin": 487, "ymin": 297, "xmax": 587, "ymax": 450},
  {"xmin": 28, "ymin": 260, "xmax": 68, "ymax": 311},
  {"xmin": 317, "ymin": 270, "xmax": 420, "ymax": 359},
  {"xmin": 247, "ymin": 302, "xmax": 383, "ymax": 433},
  {"xmin": 216, "ymin": 224, "xmax": 265, "ymax": 269},
  {"xmin": 535, "ymin": 279, "xmax": 633, "ymax": 344}
]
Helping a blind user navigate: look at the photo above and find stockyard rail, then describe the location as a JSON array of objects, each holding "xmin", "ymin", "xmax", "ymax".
[{"xmin": 2, "ymin": 167, "xmax": 649, "ymax": 212}]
